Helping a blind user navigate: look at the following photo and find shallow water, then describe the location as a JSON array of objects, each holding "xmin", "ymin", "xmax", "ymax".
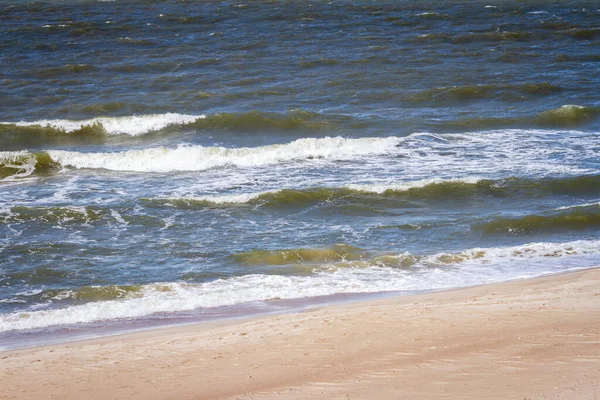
[{"xmin": 1, "ymin": 0, "xmax": 599, "ymax": 345}]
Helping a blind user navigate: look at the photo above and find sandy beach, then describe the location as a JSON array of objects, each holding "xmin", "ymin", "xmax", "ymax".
[
  {"xmin": 2, "ymin": 268, "xmax": 599, "ymax": 400},
  {"xmin": 3, "ymin": 1, "xmax": 600, "ymax": 399}
]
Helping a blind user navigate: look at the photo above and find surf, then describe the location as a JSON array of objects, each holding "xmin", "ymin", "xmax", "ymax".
[{"xmin": 2, "ymin": 238, "xmax": 598, "ymax": 333}]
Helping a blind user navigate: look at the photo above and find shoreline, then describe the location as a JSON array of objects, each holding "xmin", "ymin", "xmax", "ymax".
[
  {"xmin": 0, "ymin": 288, "xmax": 429, "ymax": 352},
  {"xmin": 2, "ymin": 267, "xmax": 599, "ymax": 399},
  {"xmin": 1, "ymin": 266, "xmax": 589, "ymax": 352}
]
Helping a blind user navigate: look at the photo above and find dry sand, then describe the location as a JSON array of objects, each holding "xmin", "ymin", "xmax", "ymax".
[{"xmin": 1, "ymin": 268, "xmax": 599, "ymax": 400}]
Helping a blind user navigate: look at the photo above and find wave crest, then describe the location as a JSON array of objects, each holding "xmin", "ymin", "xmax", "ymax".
[
  {"xmin": 1, "ymin": 239, "xmax": 599, "ymax": 332},
  {"xmin": 232, "ymin": 244, "xmax": 367, "ymax": 265},
  {"xmin": 189, "ymin": 110, "xmax": 333, "ymax": 131},
  {"xmin": 0, "ymin": 110, "xmax": 336, "ymax": 144},
  {"xmin": 479, "ymin": 205, "xmax": 600, "ymax": 235},
  {"xmin": 0, "ymin": 151, "xmax": 60, "ymax": 181},
  {"xmin": 537, "ymin": 105, "xmax": 600, "ymax": 127},
  {"xmin": 441, "ymin": 104, "xmax": 599, "ymax": 130},
  {"xmin": 2, "ymin": 113, "xmax": 201, "ymax": 137},
  {"xmin": 405, "ymin": 82, "xmax": 563, "ymax": 105},
  {"xmin": 143, "ymin": 175, "xmax": 600, "ymax": 208},
  {"xmin": 42, "ymin": 136, "xmax": 401, "ymax": 172}
]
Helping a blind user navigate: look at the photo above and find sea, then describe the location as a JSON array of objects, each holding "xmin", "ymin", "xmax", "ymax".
[{"xmin": 1, "ymin": 0, "xmax": 599, "ymax": 349}]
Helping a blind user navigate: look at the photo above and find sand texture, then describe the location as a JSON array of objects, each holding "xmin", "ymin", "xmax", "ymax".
[{"xmin": 1, "ymin": 268, "xmax": 599, "ymax": 399}]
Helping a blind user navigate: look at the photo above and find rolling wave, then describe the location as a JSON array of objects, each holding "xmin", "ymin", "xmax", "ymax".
[
  {"xmin": 143, "ymin": 175, "xmax": 600, "ymax": 208},
  {"xmin": 537, "ymin": 105, "xmax": 600, "ymax": 127},
  {"xmin": 405, "ymin": 82, "xmax": 563, "ymax": 105},
  {"xmin": 1, "ymin": 105, "xmax": 597, "ymax": 151},
  {"xmin": 441, "ymin": 105, "xmax": 599, "ymax": 130},
  {"xmin": 1, "ymin": 127, "xmax": 598, "ymax": 188},
  {"xmin": 479, "ymin": 204, "xmax": 600, "ymax": 235},
  {"xmin": 1, "ymin": 127, "xmax": 598, "ymax": 181},
  {"xmin": 0, "ymin": 110, "xmax": 336, "ymax": 142},
  {"xmin": 1, "ymin": 113, "xmax": 202, "ymax": 137},
  {"xmin": 232, "ymin": 244, "xmax": 367, "ymax": 265},
  {"xmin": 1, "ymin": 239, "xmax": 598, "ymax": 332},
  {"xmin": 0, "ymin": 136, "xmax": 401, "ymax": 175},
  {"xmin": 0, "ymin": 285, "xmax": 145, "ymax": 306},
  {"xmin": 412, "ymin": 27, "xmax": 600, "ymax": 44},
  {"xmin": 0, "ymin": 151, "xmax": 60, "ymax": 181}
]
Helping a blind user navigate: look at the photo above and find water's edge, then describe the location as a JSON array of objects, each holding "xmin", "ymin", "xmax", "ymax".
[{"xmin": 2, "ymin": 266, "xmax": 593, "ymax": 352}]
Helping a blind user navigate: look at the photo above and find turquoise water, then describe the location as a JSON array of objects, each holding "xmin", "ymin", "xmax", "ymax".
[{"xmin": 1, "ymin": 0, "xmax": 600, "ymax": 345}]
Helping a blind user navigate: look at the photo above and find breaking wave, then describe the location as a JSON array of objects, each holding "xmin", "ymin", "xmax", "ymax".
[
  {"xmin": 0, "ymin": 110, "xmax": 337, "ymax": 144},
  {"xmin": 536, "ymin": 105, "xmax": 600, "ymax": 127},
  {"xmin": 143, "ymin": 175, "xmax": 600, "ymax": 208},
  {"xmin": 4, "ymin": 136, "xmax": 400, "ymax": 173},
  {"xmin": 0, "ymin": 151, "xmax": 60, "ymax": 181},
  {"xmin": 1, "ymin": 113, "xmax": 201, "ymax": 137},
  {"xmin": 1, "ymin": 106, "xmax": 597, "ymax": 151},
  {"xmin": 188, "ymin": 110, "xmax": 335, "ymax": 131},
  {"xmin": 1, "ymin": 239, "xmax": 598, "ymax": 332},
  {"xmin": 2, "ymin": 126, "xmax": 598, "ymax": 181}
]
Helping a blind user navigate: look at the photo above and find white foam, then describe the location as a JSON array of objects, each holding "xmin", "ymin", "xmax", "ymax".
[
  {"xmin": 347, "ymin": 177, "xmax": 484, "ymax": 194},
  {"xmin": 3, "ymin": 129, "xmax": 598, "ymax": 180},
  {"xmin": 0, "ymin": 151, "xmax": 37, "ymax": 181},
  {"xmin": 109, "ymin": 209, "xmax": 129, "ymax": 226},
  {"xmin": 554, "ymin": 201, "xmax": 600, "ymax": 211},
  {"xmin": 3, "ymin": 113, "xmax": 203, "ymax": 136},
  {"xmin": 424, "ymin": 239, "xmax": 600, "ymax": 265},
  {"xmin": 159, "ymin": 192, "xmax": 273, "ymax": 204},
  {"xmin": 157, "ymin": 177, "xmax": 487, "ymax": 204},
  {"xmin": 1, "ymin": 239, "xmax": 599, "ymax": 332},
  {"xmin": 46, "ymin": 136, "xmax": 403, "ymax": 173}
]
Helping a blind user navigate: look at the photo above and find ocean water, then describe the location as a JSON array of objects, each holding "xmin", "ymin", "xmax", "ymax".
[{"xmin": 1, "ymin": 0, "xmax": 600, "ymax": 347}]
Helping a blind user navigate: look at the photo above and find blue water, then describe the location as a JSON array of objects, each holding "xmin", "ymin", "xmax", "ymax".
[{"xmin": 1, "ymin": 0, "xmax": 599, "ymax": 345}]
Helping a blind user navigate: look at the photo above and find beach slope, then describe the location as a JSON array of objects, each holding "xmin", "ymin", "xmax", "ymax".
[{"xmin": 2, "ymin": 268, "xmax": 599, "ymax": 400}]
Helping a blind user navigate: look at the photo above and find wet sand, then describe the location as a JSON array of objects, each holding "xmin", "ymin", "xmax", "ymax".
[{"xmin": 2, "ymin": 268, "xmax": 599, "ymax": 400}]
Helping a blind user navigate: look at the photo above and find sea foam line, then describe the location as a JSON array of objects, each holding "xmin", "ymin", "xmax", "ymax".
[
  {"xmin": 44, "ymin": 136, "xmax": 403, "ymax": 172},
  {"xmin": 554, "ymin": 201, "xmax": 600, "ymax": 211},
  {"xmin": 2, "ymin": 128, "xmax": 598, "ymax": 177},
  {"xmin": 1, "ymin": 239, "xmax": 599, "ymax": 332},
  {"xmin": 150, "ymin": 177, "xmax": 486, "ymax": 205}
]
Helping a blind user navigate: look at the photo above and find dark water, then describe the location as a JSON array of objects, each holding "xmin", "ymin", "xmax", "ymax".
[{"xmin": 1, "ymin": 0, "xmax": 600, "ymax": 343}]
